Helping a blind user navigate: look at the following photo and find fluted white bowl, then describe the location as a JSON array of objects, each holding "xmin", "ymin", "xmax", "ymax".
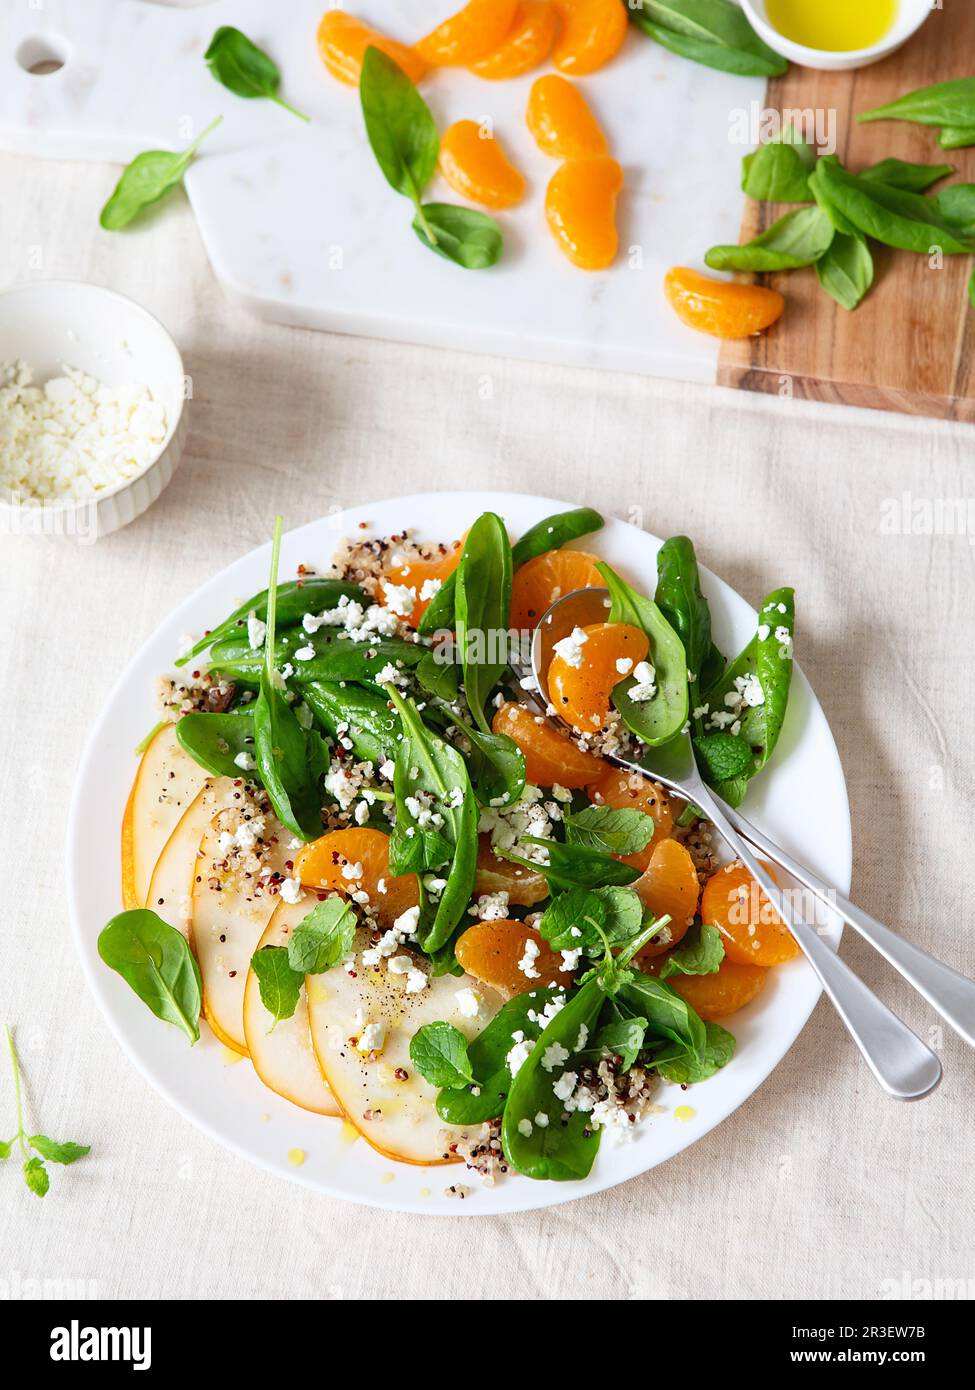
[{"xmin": 0, "ymin": 281, "xmax": 186, "ymax": 541}]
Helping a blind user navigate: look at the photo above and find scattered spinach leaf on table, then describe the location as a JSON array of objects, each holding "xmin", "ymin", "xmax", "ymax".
[
  {"xmin": 627, "ymin": 0, "xmax": 788, "ymax": 78},
  {"xmin": 858, "ymin": 78, "xmax": 975, "ymax": 131},
  {"xmin": 204, "ymin": 26, "xmax": 308, "ymax": 121},
  {"xmin": 705, "ymin": 205, "xmax": 835, "ymax": 272},
  {"xmin": 860, "ymin": 159, "xmax": 954, "ymax": 192},
  {"xmin": 359, "ymin": 47, "xmax": 503, "ymax": 269},
  {"xmin": 815, "ymin": 230, "xmax": 874, "ymax": 311},
  {"xmin": 742, "ymin": 129, "xmax": 816, "ymax": 202},
  {"xmin": 100, "ymin": 116, "xmax": 222, "ymax": 230}
]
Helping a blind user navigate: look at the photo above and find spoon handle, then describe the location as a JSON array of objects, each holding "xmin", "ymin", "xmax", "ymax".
[
  {"xmin": 723, "ymin": 802, "xmax": 975, "ymax": 1051},
  {"xmin": 692, "ymin": 783, "xmax": 942, "ymax": 1102}
]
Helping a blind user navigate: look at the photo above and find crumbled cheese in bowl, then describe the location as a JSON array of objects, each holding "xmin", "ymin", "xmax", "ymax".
[{"xmin": 0, "ymin": 359, "xmax": 168, "ymax": 502}]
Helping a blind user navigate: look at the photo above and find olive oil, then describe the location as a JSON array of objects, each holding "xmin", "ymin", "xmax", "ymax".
[{"xmin": 766, "ymin": 0, "xmax": 897, "ymax": 51}]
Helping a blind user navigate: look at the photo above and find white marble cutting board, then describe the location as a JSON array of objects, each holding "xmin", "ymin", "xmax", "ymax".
[{"xmin": 0, "ymin": 0, "xmax": 764, "ymax": 379}]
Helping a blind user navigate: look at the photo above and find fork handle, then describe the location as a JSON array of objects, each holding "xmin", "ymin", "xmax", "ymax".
[
  {"xmin": 693, "ymin": 784, "xmax": 942, "ymax": 1101},
  {"xmin": 722, "ymin": 802, "xmax": 975, "ymax": 1051}
]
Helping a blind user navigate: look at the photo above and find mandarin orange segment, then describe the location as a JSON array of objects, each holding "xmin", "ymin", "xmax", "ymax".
[
  {"xmin": 294, "ymin": 827, "xmax": 419, "ymax": 928},
  {"xmin": 439, "ymin": 120, "xmax": 527, "ymax": 210},
  {"xmin": 475, "ymin": 835, "xmax": 550, "ymax": 905},
  {"xmin": 492, "ymin": 702, "xmax": 605, "ymax": 788},
  {"xmin": 585, "ymin": 765, "xmax": 673, "ymax": 871},
  {"xmin": 470, "ymin": 0, "xmax": 557, "ymax": 78},
  {"xmin": 379, "ymin": 538, "xmax": 463, "ymax": 629},
  {"xmin": 416, "ymin": 0, "xmax": 520, "ymax": 66},
  {"xmin": 548, "ymin": 621, "xmax": 648, "ymax": 734},
  {"xmin": 526, "ymin": 74, "xmax": 608, "ymax": 159},
  {"xmin": 455, "ymin": 920, "xmax": 572, "ymax": 997},
  {"xmin": 546, "ymin": 157, "xmax": 623, "ymax": 270},
  {"xmin": 664, "ymin": 267, "xmax": 785, "ymax": 339},
  {"xmin": 510, "ymin": 548, "xmax": 602, "ymax": 631},
  {"xmin": 316, "ymin": 11, "xmax": 427, "ymax": 86},
  {"xmin": 668, "ymin": 959, "xmax": 768, "ymax": 1021},
  {"xmin": 551, "ymin": 0, "xmax": 628, "ymax": 74},
  {"xmin": 633, "ymin": 838, "xmax": 700, "ymax": 960},
  {"xmin": 701, "ymin": 859, "xmax": 799, "ymax": 967}
]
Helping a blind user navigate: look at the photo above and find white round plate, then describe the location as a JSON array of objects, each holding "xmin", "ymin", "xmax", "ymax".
[{"xmin": 67, "ymin": 492, "xmax": 851, "ymax": 1216}]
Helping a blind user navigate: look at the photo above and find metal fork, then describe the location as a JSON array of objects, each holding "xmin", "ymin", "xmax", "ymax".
[{"xmin": 511, "ymin": 585, "xmax": 975, "ymax": 1098}]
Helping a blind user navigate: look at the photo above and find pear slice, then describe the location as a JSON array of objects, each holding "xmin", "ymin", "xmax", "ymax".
[
  {"xmin": 121, "ymin": 723, "xmax": 208, "ymax": 909},
  {"xmin": 144, "ymin": 779, "xmax": 218, "ymax": 940},
  {"xmin": 243, "ymin": 898, "xmax": 341, "ymax": 1118},
  {"xmin": 307, "ymin": 929, "xmax": 500, "ymax": 1165},
  {"xmin": 191, "ymin": 799, "xmax": 291, "ymax": 1056}
]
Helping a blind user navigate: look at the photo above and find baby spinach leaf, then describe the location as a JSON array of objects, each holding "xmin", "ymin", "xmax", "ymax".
[
  {"xmin": 511, "ymin": 506, "xmax": 605, "ymax": 568},
  {"xmin": 618, "ymin": 970, "xmax": 706, "ymax": 1057},
  {"xmin": 655, "ymin": 534, "xmax": 722, "ymax": 717},
  {"xmin": 455, "ymin": 511, "xmax": 513, "ymax": 732},
  {"xmin": 436, "ymin": 988, "xmax": 564, "ymax": 1125},
  {"xmin": 360, "ymin": 46, "xmax": 439, "ymax": 203},
  {"xmin": 652, "ymin": 1021, "xmax": 735, "ymax": 1083},
  {"xmin": 413, "ymin": 204, "xmax": 504, "ymax": 269},
  {"xmin": 705, "ymin": 205, "xmax": 835, "ymax": 271},
  {"xmin": 587, "ymin": 1015, "xmax": 647, "ymax": 1071},
  {"xmin": 252, "ymin": 519, "xmax": 329, "ymax": 841},
  {"xmin": 386, "ymin": 687, "xmax": 477, "ymax": 954},
  {"xmin": 596, "ymin": 560, "xmax": 688, "ymax": 747},
  {"xmin": 176, "ymin": 578, "xmax": 366, "ymax": 666},
  {"xmin": 658, "ymin": 923, "xmax": 725, "ymax": 980},
  {"xmin": 176, "ymin": 708, "xmax": 255, "ymax": 780},
  {"xmin": 287, "ymin": 898, "xmax": 357, "ymax": 975},
  {"xmin": 204, "ymin": 26, "xmax": 308, "ymax": 121},
  {"xmin": 939, "ymin": 127, "xmax": 975, "ymax": 151},
  {"xmin": 628, "ymin": 0, "xmax": 787, "ymax": 77},
  {"xmin": 815, "ymin": 230, "xmax": 874, "ymax": 311},
  {"xmin": 858, "ymin": 78, "xmax": 975, "ymax": 130},
  {"xmin": 250, "ymin": 946, "xmax": 302, "ymax": 1027},
  {"xmin": 502, "ymin": 978, "xmax": 606, "ymax": 1181},
  {"xmin": 28, "ymin": 1136, "xmax": 91, "ymax": 1165},
  {"xmin": 742, "ymin": 132, "xmax": 816, "ymax": 203},
  {"xmin": 419, "ymin": 506, "xmax": 604, "ymax": 638},
  {"xmin": 300, "ymin": 681, "xmax": 400, "ymax": 766},
  {"xmin": 933, "ymin": 185, "xmax": 975, "ymax": 237},
  {"xmin": 813, "ymin": 156, "xmax": 975, "ymax": 255},
  {"xmin": 696, "ymin": 586, "xmax": 795, "ymax": 806},
  {"xmin": 461, "ymin": 723, "xmax": 526, "ymax": 808},
  {"xmin": 860, "ymin": 159, "xmax": 954, "ymax": 192},
  {"xmin": 410, "ymin": 1022, "xmax": 477, "ymax": 1089},
  {"xmin": 414, "ymin": 649, "xmax": 461, "ymax": 701},
  {"xmin": 504, "ymin": 839, "xmax": 640, "ymax": 892},
  {"xmin": 98, "ymin": 910, "xmax": 202, "ymax": 1044},
  {"xmin": 563, "ymin": 804, "xmax": 656, "ymax": 855},
  {"xmin": 100, "ymin": 116, "xmax": 222, "ymax": 230}
]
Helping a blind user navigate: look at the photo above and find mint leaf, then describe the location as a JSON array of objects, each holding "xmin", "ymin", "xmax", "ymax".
[
  {"xmin": 409, "ymin": 1022, "xmax": 477, "ymax": 1089},
  {"xmin": 538, "ymin": 886, "xmax": 607, "ymax": 952},
  {"xmin": 28, "ymin": 1136, "xmax": 91, "ymax": 1165},
  {"xmin": 250, "ymin": 946, "xmax": 302, "ymax": 1027},
  {"xmin": 564, "ymin": 805, "xmax": 656, "ymax": 855},
  {"xmin": 22, "ymin": 1156, "xmax": 49, "ymax": 1198},
  {"xmin": 659, "ymin": 924, "xmax": 725, "ymax": 980},
  {"xmin": 287, "ymin": 898, "xmax": 357, "ymax": 975},
  {"xmin": 0, "ymin": 1139, "xmax": 11, "ymax": 1160},
  {"xmin": 693, "ymin": 732, "xmax": 755, "ymax": 783}
]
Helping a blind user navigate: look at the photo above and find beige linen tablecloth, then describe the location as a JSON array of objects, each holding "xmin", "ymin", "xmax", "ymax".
[{"xmin": 1, "ymin": 152, "xmax": 973, "ymax": 1302}]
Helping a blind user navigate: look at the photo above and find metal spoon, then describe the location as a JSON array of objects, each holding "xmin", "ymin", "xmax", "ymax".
[{"xmin": 518, "ymin": 585, "xmax": 972, "ymax": 1098}]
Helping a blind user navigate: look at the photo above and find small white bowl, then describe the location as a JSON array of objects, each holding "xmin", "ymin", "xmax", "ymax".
[
  {"xmin": 741, "ymin": 0, "xmax": 932, "ymax": 71},
  {"xmin": 0, "ymin": 281, "xmax": 187, "ymax": 541}
]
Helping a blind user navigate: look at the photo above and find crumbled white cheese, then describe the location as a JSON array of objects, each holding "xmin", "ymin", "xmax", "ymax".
[
  {"xmin": 247, "ymin": 613, "xmax": 267, "ymax": 651},
  {"xmin": 0, "ymin": 359, "xmax": 168, "ymax": 502},
  {"xmin": 233, "ymin": 750, "xmax": 256, "ymax": 772},
  {"xmin": 552, "ymin": 625, "xmax": 589, "ymax": 669},
  {"xmin": 279, "ymin": 877, "xmax": 303, "ymax": 905},
  {"xmin": 454, "ymin": 988, "xmax": 482, "ymax": 1018},
  {"xmin": 506, "ymin": 1032, "xmax": 535, "ymax": 1077},
  {"xmin": 356, "ymin": 1022, "xmax": 385, "ymax": 1054},
  {"xmin": 627, "ymin": 661, "xmax": 657, "ymax": 701},
  {"xmin": 541, "ymin": 1042, "xmax": 570, "ymax": 1073},
  {"xmin": 517, "ymin": 938, "xmax": 541, "ymax": 979}
]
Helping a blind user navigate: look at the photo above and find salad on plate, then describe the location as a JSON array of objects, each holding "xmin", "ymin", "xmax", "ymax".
[{"xmin": 100, "ymin": 504, "xmax": 800, "ymax": 1187}]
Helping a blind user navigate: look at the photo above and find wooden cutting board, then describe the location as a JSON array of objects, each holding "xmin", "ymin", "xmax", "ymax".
[{"xmin": 719, "ymin": 2, "xmax": 975, "ymax": 422}]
